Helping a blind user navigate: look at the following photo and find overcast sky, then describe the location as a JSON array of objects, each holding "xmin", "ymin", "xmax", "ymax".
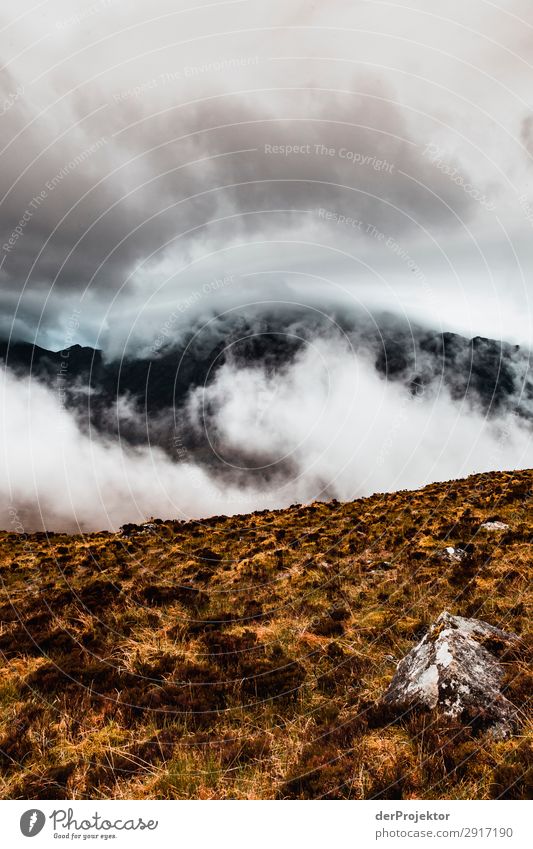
[{"xmin": 1, "ymin": 0, "xmax": 533, "ymax": 355}]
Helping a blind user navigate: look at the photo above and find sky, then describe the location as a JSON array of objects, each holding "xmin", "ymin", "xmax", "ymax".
[
  {"xmin": 1, "ymin": 0, "xmax": 533, "ymax": 530},
  {"xmin": 0, "ymin": 0, "xmax": 533, "ymax": 354}
]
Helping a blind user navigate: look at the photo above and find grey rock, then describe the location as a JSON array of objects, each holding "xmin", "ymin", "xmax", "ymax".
[
  {"xmin": 437, "ymin": 546, "xmax": 468, "ymax": 564},
  {"xmin": 480, "ymin": 521, "xmax": 509, "ymax": 531},
  {"xmin": 383, "ymin": 612, "xmax": 519, "ymax": 737}
]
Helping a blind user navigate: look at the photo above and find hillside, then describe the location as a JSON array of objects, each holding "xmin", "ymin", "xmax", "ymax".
[{"xmin": 0, "ymin": 469, "xmax": 531, "ymax": 800}]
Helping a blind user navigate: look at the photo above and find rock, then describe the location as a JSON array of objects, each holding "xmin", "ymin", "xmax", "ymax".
[
  {"xmin": 383, "ymin": 612, "xmax": 519, "ymax": 737},
  {"xmin": 480, "ymin": 521, "xmax": 509, "ymax": 531},
  {"xmin": 437, "ymin": 546, "xmax": 468, "ymax": 563}
]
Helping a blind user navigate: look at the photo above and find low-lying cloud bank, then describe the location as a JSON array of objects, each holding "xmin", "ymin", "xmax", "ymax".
[
  {"xmin": 1, "ymin": 331, "xmax": 531, "ymax": 531},
  {"xmin": 0, "ymin": 366, "xmax": 291, "ymax": 533}
]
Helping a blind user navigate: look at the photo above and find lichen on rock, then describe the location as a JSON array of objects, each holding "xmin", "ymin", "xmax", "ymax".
[
  {"xmin": 383, "ymin": 612, "xmax": 520, "ymax": 737},
  {"xmin": 480, "ymin": 521, "xmax": 510, "ymax": 531}
]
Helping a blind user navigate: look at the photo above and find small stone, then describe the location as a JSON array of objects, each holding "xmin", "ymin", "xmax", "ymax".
[
  {"xmin": 437, "ymin": 546, "xmax": 467, "ymax": 563},
  {"xmin": 480, "ymin": 521, "xmax": 509, "ymax": 531}
]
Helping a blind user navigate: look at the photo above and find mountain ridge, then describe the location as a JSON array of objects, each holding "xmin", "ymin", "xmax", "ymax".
[{"xmin": 1, "ymin": 313, "xmax": 531, "ymax": 467}]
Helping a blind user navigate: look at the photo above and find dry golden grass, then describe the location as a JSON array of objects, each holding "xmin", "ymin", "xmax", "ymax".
[{"xmin": 0, "ymin": 469, "xmax": 531, "ymax": 799}]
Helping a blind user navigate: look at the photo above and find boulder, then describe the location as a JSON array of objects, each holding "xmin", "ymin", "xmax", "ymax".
[{"xmin": 383, "ymin": 612, "xmax": 519, "ymax": 737}]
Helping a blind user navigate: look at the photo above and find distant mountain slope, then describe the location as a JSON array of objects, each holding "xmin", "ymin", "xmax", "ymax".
[
  {"xmin": 0, "ymin": 468, "xmax": 530, "ymax": 799},
  {"xmin": 1, "ymin": 311, "xmax": 531, "ymax": 467}
]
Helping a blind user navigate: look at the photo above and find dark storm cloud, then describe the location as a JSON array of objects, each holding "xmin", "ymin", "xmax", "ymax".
[{"xmin": 0, "ymin": 69, "xmax": 484, "ymax": 348}]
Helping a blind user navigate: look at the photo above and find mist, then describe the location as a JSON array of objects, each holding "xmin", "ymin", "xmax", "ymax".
[
  {"xmin": 0, "ymin": 366, "xmax": 289, "ymax": 532},
  {"xmin": 2, "ymin": 330, "xmax": 531, "ymax": 531}
]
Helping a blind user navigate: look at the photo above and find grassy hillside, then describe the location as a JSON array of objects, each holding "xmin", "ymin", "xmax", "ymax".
[{"xmin": 0, "ymin": 470, "xmax": 531, "ymax": 799}]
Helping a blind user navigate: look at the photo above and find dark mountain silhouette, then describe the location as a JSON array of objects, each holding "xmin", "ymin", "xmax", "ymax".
[{"xmin": 1, "ymin": 310, "xmax": 531, "ymax": 471}]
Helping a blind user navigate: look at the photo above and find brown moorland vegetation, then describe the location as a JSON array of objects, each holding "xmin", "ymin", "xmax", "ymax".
[{"xmin": 0, "ymin": 469, "xmax": 531, "ymax": 800}]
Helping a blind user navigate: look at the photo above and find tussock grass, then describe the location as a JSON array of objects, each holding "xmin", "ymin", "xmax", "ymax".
[{"xmin": 0, "ymin": 469, "xmax": 531, "ymax": 799}]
